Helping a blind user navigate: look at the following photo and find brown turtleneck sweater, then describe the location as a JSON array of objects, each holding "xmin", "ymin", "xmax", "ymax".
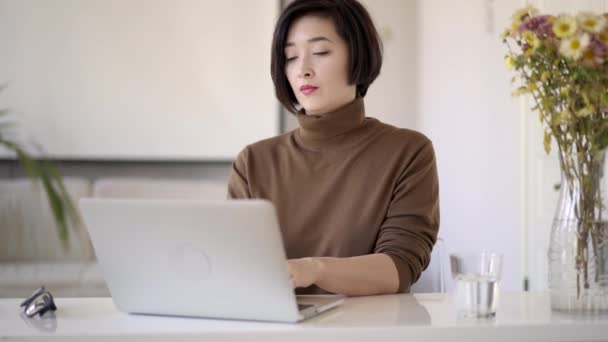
[{"xmin": 227, "ymin": 97, "xmax": 440, "ymax": 294}]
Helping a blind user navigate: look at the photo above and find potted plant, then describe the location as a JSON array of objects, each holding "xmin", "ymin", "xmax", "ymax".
[
  {"xmin": 503, "ymin": 6, "xmax": 608, "ymax": 313},
  {"xmin": 0, "ymin": 85, "xmax": 80, "ymax": 246}
]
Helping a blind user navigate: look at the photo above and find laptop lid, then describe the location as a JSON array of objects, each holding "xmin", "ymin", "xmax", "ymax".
[{"xmin": 79, "ymin": 198, "xmax": 301, "ymax": 322}]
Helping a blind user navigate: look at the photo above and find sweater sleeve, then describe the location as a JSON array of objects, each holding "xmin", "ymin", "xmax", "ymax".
[
  {"xmin": 227, "ymin": 146, "xmax": 252, "ymax": 199},
  {"xmin": 373, "ymin": 139, "xmax": 440, "ymax": 293}
]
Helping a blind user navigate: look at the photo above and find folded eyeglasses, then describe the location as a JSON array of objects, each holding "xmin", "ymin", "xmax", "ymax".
[{"xmin": 20, "ymin": 286, "xmax": 57, "ymax": 318}]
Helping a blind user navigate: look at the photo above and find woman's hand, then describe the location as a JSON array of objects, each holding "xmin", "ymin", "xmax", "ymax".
[
  {"xmin": 287, "ymin": 254, "xmax": 400, "ymax": 295},
  {"xmin": 287, "ymin": 257, "xmax": 324, "ymax": 288}
]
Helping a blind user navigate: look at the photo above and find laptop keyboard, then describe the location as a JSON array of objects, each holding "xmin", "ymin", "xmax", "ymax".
[{"xmin": 298, "ymin": 304, "xmax": 314, "ymax": 311}]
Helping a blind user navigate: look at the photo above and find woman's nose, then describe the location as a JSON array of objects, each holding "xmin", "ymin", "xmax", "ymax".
[{"xmin": 297, "ymin": 58, "xmax": 314, "ymax": 79}]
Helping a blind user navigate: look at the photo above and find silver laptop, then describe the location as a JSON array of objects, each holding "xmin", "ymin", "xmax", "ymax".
[{"xmin": 79, "ymin": 198, "xmax": 344, "ymax": 323}]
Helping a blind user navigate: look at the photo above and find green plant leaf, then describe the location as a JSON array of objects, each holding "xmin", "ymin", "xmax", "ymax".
[
  {"xmin": 41, "ymin": 159, "xmax": 82, "ymax": 233},
  {"xmin": 544, "ymin": 130, "xmax": 552, "ymax": 154},
  {"xmin": 15, "ymin": 148, "xmax": 42, "ymax": 178},
  {"xmin": 1, "ymin": 86, "xmax": 74, "ymax": 245},
  {"xmin": 595, "ymin": 119, "xmax": 608, "ymax": 150},
  {"xmin": 601, "ymin": 93, "xmax": 608, "ymax": 107},
  {"xmin": 0, "ymin": 139, "xmax": 72, "ymax": 245},
  {"xmin": 39, "ymin": 170, "xmax": 69, "ymax": 245}
]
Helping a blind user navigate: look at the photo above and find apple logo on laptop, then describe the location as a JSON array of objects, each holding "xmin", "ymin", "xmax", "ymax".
[{"xmin": 168, "ymin": 243, "xmax": 212, "ymax": 282}]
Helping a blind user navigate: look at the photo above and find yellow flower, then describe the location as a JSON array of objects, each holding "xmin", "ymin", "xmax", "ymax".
[
  {"xmin": 599, "ymin": 31, "xmax": 608, "ymax": 43},
  {"xmin": 512, "ymin": 23, "xmax": 520, "ymax": 33},
  {"xmin": 559, "ymin": 33, "xmax": 590, "ymax": 60},
  {"xmin": 577, "ymin": 12, "xmax": 607, "ymax": 33},
  {"xmin": 512, "ymin": 5, "xmax": 539, "ymax": 27},
  {"xmin": 553, "ymin": 15, "xmax": 579, "ymax": 38},
  {"xmin": 504, "ymin": 55, "xmax": 515, "ymax": 70},
  {"xmin": 522, "ymin": 30, "xmax": 541, "ymax": 49}
]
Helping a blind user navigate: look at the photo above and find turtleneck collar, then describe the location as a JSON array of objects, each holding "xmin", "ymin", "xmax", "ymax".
[{"xmin": 295, "ymin": 96, "xmax": 366, "ymax": 146}]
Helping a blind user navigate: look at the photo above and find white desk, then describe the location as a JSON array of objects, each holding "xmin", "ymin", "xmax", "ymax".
[{"xmin": 1, "ymin": 292, "xmax": 607, "ymax": 342}]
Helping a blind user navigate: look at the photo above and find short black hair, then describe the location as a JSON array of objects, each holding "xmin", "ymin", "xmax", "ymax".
[{"xmin": 270, "ymin": 0, "xmax": 383, "ymax": 114}]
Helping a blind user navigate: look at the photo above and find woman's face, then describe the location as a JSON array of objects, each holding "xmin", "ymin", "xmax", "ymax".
[{"xmin": 284, "ymin": 15, "xmax": 357, "ymax": 115}]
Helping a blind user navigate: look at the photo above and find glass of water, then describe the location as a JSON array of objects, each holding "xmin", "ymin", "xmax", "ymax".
[{"xmin": 450, "ymin": 252, "xmax": 503, "ymax": 318}]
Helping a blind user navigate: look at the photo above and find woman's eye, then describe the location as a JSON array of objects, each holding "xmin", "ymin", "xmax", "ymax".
[{"xmin": 286, "ymin": 51, "xmax": 329, "ymax": 62}]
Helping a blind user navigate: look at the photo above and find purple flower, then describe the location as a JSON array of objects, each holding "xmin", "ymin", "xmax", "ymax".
[{"xmin": 519, "ymin": 15, "xmax": 554, "ymax": 37}]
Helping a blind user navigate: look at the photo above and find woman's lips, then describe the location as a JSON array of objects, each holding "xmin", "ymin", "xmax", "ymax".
[{"xmin": 300, "ymin": 86, "xmax": 318, "ymax": 96}]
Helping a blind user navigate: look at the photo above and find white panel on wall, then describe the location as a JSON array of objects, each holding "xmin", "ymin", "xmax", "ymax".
[
  {"xmin": 0, "ymin": 0, "xmax": 279, "ymax": 160},
  {"xmin": 417, "ymin": 0, "xmax": 523, "ymax": 291}
]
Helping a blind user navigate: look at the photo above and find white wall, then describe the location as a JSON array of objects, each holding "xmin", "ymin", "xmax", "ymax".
[
  {"xmin": 361, "ymin": 0, "xmax": 418, "ymax": 129},
  {"xmin": 417, "ymin": 0, "xmax": 523, "ymax": 290},
  {"xmin": 0, "ymin": 0, "xmax": 278, "ymax": 161}
]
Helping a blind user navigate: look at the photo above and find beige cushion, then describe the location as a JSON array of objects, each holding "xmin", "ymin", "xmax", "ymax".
[
  {"xmin": 0, "ymin": 261, "xmax": 109, "ymax": 298},
  {"xmin": 0, "ymin": 177, "xmax": 94, "ymax": 262},
  {"xmin": 92, "ymin": 177, "xmax": 228, "ymax": 200}
]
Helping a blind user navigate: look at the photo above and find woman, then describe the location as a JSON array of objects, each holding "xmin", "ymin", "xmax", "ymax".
[{"xmin": 228, "ymin": 0, "xmax": 439, "ymax": 296}]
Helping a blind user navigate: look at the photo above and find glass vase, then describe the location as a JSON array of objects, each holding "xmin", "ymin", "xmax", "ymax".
[{"xmin": 548, "ymin": 149, "xmax": 608, "ymax": 313}]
